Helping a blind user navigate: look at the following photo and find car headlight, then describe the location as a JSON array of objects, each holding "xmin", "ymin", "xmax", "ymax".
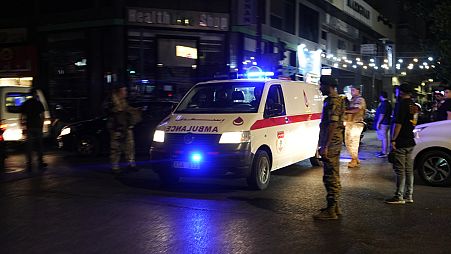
[
  {"xmin": 153, "ymin": 130, "xmax": 165, "ymax": 143},
  {"xmin": 219, "ymin": 131, "xmax": 250, "ymax": 144},
  {"xmin": 60, "ymin": 127, "xmax": 71, "ymax": 136}
]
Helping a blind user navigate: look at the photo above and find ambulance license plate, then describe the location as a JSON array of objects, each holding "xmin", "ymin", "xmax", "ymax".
[{"xmin": 173, "ymin": 161, "xmax": 200, "ymax": 169}]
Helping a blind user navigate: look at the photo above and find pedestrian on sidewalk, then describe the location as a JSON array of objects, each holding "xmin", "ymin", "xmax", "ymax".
[
  {"xmin": 107, "ymin": 86, "xmax": 141, "ymax": 174},
  {"xmin": 344, "ymin": 86, "xmax": 366, "ymax": 168},
  {"xmin": 313, "ymin": 76, "xmax": 345, "ymax": 220},
  {"xmin": 20, "ymin": 88, "xmax": 47, "ymax": 171},
  {"xmin": 374, "ymin": 91, "xmax": 392, "ymax": 158},
  {"xmin": 385, "ymin": 83, "xmax": 416, "ymax": 204}
]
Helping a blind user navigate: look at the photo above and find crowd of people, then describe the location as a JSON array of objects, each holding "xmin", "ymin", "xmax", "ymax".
[{"xmin": 314, "ymin": 77, "xmax": 451, "ymax": 220}]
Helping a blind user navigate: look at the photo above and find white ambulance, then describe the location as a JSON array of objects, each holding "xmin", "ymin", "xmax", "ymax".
[
  {"xmin": 150, "ymin": 78, "xmax": 323, "ymax": 189},
  {"xmin": 0, "ymin": 86, "xmax": 51, "ymax": 142}
]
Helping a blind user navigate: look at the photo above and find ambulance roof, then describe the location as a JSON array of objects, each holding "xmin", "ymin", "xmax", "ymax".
[{"xmin": 198, "ymin": 79, "xmax": 311, "ymax": 86}]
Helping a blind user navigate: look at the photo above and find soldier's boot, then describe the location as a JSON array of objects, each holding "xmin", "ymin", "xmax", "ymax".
[
  {"xmin": 320, "ymin": 203, "xmax": 342, "ymax": 216},
  {"xmin": 313, "ymin": 206, "xmax": 338, "ymax": 220},
  {"xmin": 112, "ymin": 163, "xmax": 121, "ymax": 174},
  {"xmin": 127, "ymin": 160, "xmax": 138, "ymax": 172},
  {"xmin": 348, "ymin": 159, "xmax": 359, "ymax": 168},
  {"xmin": 314, "ymin": 200, "xmax": 339, "ymax": 220}
]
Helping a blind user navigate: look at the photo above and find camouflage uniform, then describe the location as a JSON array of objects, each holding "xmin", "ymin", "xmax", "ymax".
[
  {"xmin": 319, "ymin": 94, "xmax": 345, "ymax": 210},
  {"xmin": 108, "ymin": 95, "xmax": 140, "ymax": 171},
  {"xmin": 344, "ymin": 95, "xmax": 366, "ymax": 166}
]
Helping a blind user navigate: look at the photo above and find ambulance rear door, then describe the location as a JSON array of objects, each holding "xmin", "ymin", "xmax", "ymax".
[{"xmin": 282, "ymin": 81, "xmax": 322, "ymax": 163}]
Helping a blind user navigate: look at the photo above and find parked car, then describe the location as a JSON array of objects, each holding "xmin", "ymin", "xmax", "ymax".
[
  {"xmin": 57, "ymin": 100, "xmax": 178, "ymax": 156},
  {"xmin": 412, "ymin": 120, "xmax": 451, "ymax": 186}
]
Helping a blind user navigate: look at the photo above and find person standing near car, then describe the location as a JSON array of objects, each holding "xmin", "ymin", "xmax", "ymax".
[
  {"xmin": 385, "ymin": 83, "xmax": 416, "ymax": 204},
  {"xmin": 374, "ymin": 91, "xmax": 392, "ymax": 158},
  {"xmin": 435, "ymin": 87, "xmax": 451, "ymax": 121},
  {"xmin": 344, "ymin": 86, "xmax": 366, "ymax": 168},
  {"xmin": 313, "ymin": 76, "xmax": 345, "ymax": 220},
  {"xmin": 107, "ymin": 86, "xmax": 141, "ymax": 174},
  {"xmin": 20, "ymin": 88, "xmax": 46, "ymax": 171}
]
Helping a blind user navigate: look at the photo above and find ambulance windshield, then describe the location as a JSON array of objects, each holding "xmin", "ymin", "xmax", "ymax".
[{"xmin": 176, "ymin": 82, "xmax": 264, "ymax": 113}]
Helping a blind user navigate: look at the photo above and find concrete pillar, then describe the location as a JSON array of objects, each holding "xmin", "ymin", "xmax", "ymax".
[{"xmin": 382, "ymin": 76, "xmax": 395, "ymax": 103}]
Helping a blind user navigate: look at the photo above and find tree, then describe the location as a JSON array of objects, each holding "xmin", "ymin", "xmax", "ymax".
[{"xmin": 404, "ymin": 0, "xmax": 451, "ymax": 83}]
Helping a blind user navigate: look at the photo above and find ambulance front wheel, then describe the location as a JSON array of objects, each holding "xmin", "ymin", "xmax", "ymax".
[{"xmin": 247, "ymin": 150, "xmax": 271, "ymax": 190}]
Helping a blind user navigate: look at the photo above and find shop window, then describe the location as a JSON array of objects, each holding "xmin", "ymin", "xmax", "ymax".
[
  {"xmin": 299, "ymin": 3, "xmax": 319, "ymax": 42},
  {"xmin": 338, "ymin": 39, "xmax": 346, "ymax": 50},
  {"xmin": 321, "ymin": 31, "xmax": 328, "ymax": 41},
  {"xmin": 270, "ymin": 0, "xmax": 295, "ymax": 34},
  {"xmin": 270, "ymin": 15, "xmax": 283, "ymax": 30}
]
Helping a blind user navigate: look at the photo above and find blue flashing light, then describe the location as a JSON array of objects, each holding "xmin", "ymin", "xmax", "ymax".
[
  {"xmin": 141, "ymin": 79, "xmax": 149, "ymax": 83},
  {"xmin": 246, "ymin": 71, "xmax": 274, "ymax": 79},
  {"xmin": 191, "ymin": 153, "xmax": 202, "ymax": 163}
]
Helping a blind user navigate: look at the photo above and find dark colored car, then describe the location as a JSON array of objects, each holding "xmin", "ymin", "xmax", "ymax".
[{"xmin": 56, "ymin": 100, "xmax": 178, "ymax": 156}]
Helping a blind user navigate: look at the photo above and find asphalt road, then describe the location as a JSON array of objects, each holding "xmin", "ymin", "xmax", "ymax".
[{"xmin": 1, "ymin": 132, "xmax": 450, "ymax": 254}]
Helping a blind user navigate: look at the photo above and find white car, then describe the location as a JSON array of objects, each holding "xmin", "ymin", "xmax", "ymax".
[{"xmin": 412, "ymin": 120, "xmax": 451, "ymax": 186}]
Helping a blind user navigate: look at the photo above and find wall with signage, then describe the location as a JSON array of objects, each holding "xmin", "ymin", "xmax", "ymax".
[
  {"xmin": 330, "ymin": 0, "xmax": 395, "ymax": 40},
  {"xmin": 0, "ymin": 46, "xmax": 37, "ymax": 78},
  {"xmin": 128, "ymin": 8, "xmax": 229, "ymax": 31}
]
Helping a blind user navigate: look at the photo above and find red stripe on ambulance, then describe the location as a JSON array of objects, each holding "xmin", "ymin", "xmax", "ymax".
[{"xmin": 250, "ymin": 113, "xmax": 322, "ymax": 130}]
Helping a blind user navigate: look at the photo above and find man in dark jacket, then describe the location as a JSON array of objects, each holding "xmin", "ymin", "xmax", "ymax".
[
  {"xmin": 21, "ymin": 88, "xmax": 46, "ymax": 171},
  {"xmin": 435, "ymin": 87, "xmax": 451, "ymax": 121},
  {"xmin": 374, "ymin": 91, "xmax": 392, "ymax": 158}
]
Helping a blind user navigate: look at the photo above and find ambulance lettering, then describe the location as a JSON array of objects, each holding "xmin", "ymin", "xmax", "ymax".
[{"xmin": 165, "ymin": 125, "xmax": 218, "ymax": 133}]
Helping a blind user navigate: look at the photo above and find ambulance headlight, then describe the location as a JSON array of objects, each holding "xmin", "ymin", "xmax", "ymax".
[
  {"xmin": 60, "ymin": 127, "xmax": 71, "ymax": 136},
  {"xmin": 219, "ymin": 131, "xmax": 250, "ymax": 144},
  {"xmin": 153, "ymin": 130, "xmax": 165, "ymax": 143}
]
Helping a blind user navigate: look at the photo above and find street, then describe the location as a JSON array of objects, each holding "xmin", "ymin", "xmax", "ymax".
[{"xmin": 1, "ymin": 132, "xmax": 450, "ymax": 254}]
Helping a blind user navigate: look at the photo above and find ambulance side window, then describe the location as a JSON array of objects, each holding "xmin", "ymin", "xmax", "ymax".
[{"xmin": 264, "ymin": 85, "xmax": 286, "ymax": 118}]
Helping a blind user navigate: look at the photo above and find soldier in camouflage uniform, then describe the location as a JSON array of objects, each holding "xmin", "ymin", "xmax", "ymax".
[
  {"xmin": 313, "ymin": 76, "xmax": 345, "ymax": 220},
  {"xmin": 108, "ymin": 86, "xmax": 141, "ymax": 173},
  {"xmin": 344, "ymin": 86, "xmax": 366, "ymax": 168}
]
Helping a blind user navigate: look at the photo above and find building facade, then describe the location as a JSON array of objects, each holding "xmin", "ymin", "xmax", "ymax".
[
  {"xmin": 229, "ymin": 0, "xmax": 396, "ymax": 109},
  {"xmin": 1, "ymin": 0, "xmax": 401, "ymax": 120}
]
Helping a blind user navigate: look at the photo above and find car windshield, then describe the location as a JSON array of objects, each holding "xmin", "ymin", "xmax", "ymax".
[{"xmin": 175, "ymin": 82, "xmax": 264, "ymax": 113}]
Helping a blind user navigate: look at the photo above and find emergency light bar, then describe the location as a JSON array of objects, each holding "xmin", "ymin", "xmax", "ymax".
[{"xmin": 246, "ymin": 71, "xmax": 275, "ymax": 79}]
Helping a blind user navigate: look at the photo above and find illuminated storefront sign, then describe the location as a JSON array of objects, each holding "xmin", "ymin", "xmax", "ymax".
[
  {"xmin": 128, "ymin": 8, "xmax": 229, "ymax": 31},
  {"xmin": 346, "ymin": 0, "xmax": 370, "ymax": 19},
  {"xmin": 297, "ymin": 45, "xmax": 322, "ymax": 84},
  {"xmin": 343, "ymin": 0, "xmax": 373, "ymax": 27},
  {"xmin": 176, "ymin": 46, "xmax": 198, "ymax": 59}
]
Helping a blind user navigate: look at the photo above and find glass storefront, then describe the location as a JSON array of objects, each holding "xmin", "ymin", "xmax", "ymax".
[{"xmin": 127, "ymin": 29, "xmax": 227, "ymax": 100}]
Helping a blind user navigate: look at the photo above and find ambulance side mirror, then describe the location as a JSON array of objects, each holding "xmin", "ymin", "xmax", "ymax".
[{"xmin": 265, "ymin": 103, "xmax": 283, "ymax": 118}]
